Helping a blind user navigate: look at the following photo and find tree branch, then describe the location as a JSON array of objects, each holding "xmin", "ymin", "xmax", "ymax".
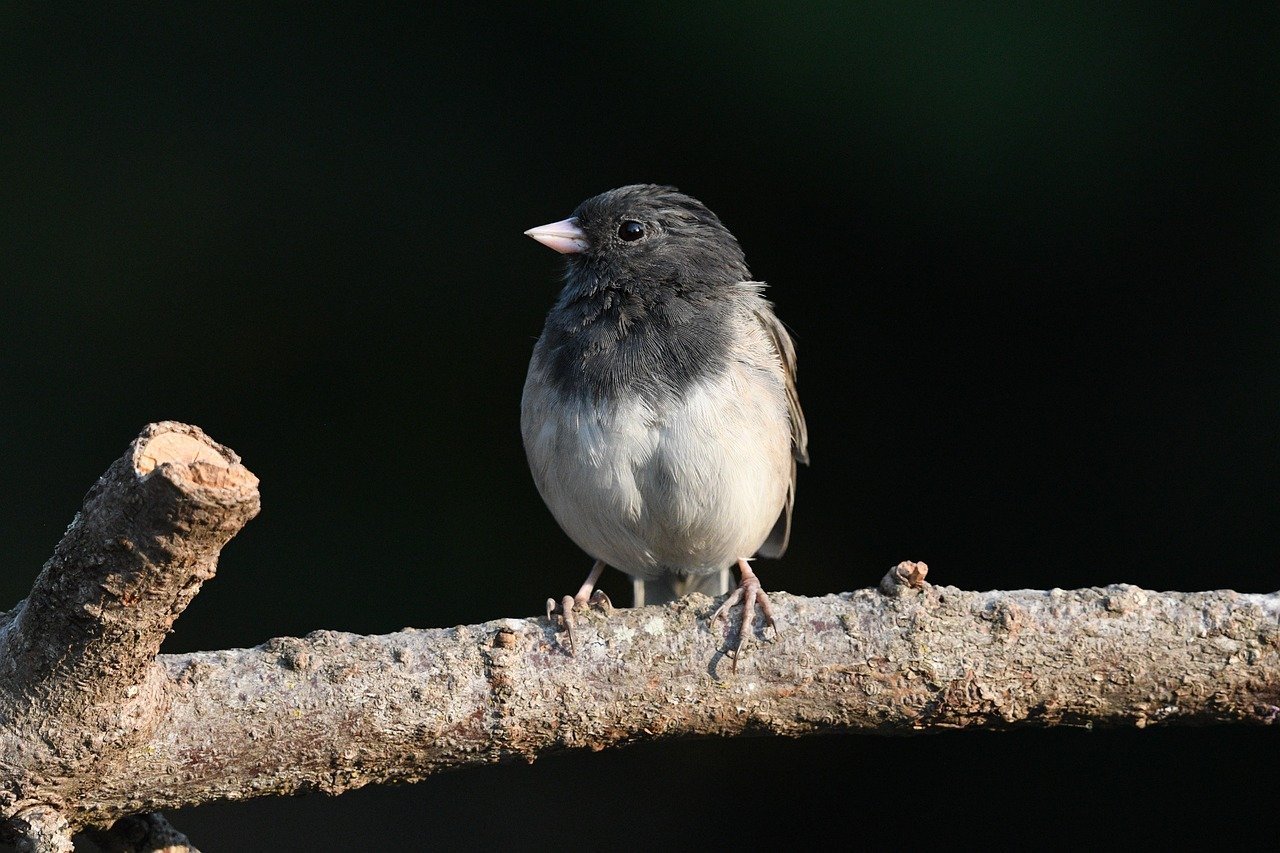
[
  {"xmin": 9, "ymin": 805, "xmax": 72, "ymax": 853},
  {"xmin": 2, "ymin": 424, "xmax": 1277, "ymax": 846},
  {"xmin": 87, "ymin": 813, "xmax": 198, "ymax": 853},
  {"xmin": 1, "ymin": 423, "xmax": 257, "ymax": 848}
]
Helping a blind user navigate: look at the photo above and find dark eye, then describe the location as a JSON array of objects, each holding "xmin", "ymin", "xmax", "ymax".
[{"xmin": 618, "ymin": 220, "xmax": 645, "ymax": 241}]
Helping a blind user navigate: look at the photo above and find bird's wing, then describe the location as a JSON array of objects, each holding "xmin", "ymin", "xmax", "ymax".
[
  {"xmin": 752, "ymin": 300, "xmax": 809, "ymax": 558},
  {"xmin": 753, "ymin": 302, "xmax": 808, "ymax": 465}
]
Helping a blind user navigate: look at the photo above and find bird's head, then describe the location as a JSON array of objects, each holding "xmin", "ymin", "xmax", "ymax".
[{"xmin": 525, "ymin": 184, "xmax": 749, "ymax": 298}]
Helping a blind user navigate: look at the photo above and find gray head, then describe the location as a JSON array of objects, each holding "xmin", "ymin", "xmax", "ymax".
[
  {"xmin": 525, "ymin": 185, "xmax": 753, "ymax": 401},
  {"xmin": 525, "ymin": 184, "xmax": 751, "ymax": 301}
]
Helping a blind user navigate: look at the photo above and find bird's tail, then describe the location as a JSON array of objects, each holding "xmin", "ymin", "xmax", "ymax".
[{"xmin": 632, "ymin": 568, "xmax": 732, "ymax": 607}]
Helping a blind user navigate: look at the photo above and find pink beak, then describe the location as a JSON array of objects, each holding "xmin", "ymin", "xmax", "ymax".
[{"xmin": 524, "ymin": 217, "xmax": 589, "ymax": 254}]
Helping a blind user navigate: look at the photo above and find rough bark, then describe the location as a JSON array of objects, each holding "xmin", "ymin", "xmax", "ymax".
[
  {"xmin": 0, "ymin": 423, "xmax": 257, "ymax": 849},
  {"xmin": 8, "ymin": 806, "xmax": 72, "ymax": 853},
  {"xmin": 87, "ymin": 813, "xmax": 198, "ymax": 853},
  {"xmin": 1, "ymin": 424, "xmax": 1278, "ymax": 847}
]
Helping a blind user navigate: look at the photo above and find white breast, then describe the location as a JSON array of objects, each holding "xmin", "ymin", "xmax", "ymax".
[{"xmin": 521, "ymin": 338, "xmax": 791, "ymax": 581}]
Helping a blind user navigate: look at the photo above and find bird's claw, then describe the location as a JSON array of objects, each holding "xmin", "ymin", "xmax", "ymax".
[
  {"xmin": 546, "ymin": 589, "xmax": 612, "ymax": 654},
  {"xmin": 712, "ymin": 561, "xmax": 778, "ymax": 672}
]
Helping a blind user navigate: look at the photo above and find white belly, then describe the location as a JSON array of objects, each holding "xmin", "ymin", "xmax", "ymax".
[{"xmin": 522, "ymin": 360, "xmax": 791, "ymax": 580}]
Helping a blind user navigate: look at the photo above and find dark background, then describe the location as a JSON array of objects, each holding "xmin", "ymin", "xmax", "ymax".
[{"xmin": 3, "ymin": 4, "xmax": 1276, "ymax": 850}]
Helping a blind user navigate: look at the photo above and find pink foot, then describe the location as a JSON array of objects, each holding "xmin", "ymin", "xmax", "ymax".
[
  {"xmin": 711, "ymin": 559, "xmax": 778, "ymax": 671},
  {"xmin": 546, "ymin": 560, "xmax": 612, "ymax": 654}
]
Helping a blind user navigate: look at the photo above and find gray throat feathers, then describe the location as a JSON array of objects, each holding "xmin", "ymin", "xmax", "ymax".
[{"xmin": 541, "ymin": 273, "xmax": 739, "ymax": 404}]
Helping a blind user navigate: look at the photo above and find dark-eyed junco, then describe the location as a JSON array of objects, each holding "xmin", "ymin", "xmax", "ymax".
[{"xmin": 521, "ymin": 184, "xmax": 808, "ymax": 667}]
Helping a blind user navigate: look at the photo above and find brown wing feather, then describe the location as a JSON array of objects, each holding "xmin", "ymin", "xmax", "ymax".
[{"xmin": 754, "ymin": 302, "xmax": 808, "ymax": 558}]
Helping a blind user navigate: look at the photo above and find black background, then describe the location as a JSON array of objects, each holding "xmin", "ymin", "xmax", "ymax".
[{"xmin": 3, "ymin": 4, "xmax": 1276, "ymax": 850}]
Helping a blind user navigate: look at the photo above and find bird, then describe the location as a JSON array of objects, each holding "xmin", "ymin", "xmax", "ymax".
[{"xmin": 520, "ymin": 184, "xmax": 808, "ymax": 668}]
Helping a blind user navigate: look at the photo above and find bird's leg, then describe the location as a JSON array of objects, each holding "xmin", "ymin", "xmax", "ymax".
[
  {"xmin": 711, "ymin": 558, "xmax": 778, "ymax": 671},
  {"xmin": 546, "ymin": 559, "xmax": 612, "ymax": 653}
]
